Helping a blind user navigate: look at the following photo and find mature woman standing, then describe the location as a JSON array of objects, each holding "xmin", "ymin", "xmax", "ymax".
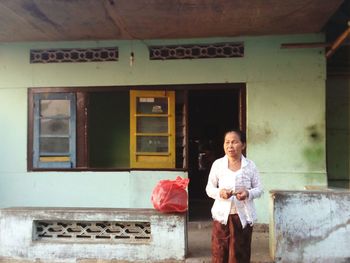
[{"xmin": 206, "ymin": 130, "xmax": 263, "ymax": 263}]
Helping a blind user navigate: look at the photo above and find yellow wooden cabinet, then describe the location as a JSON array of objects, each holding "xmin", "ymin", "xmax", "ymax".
[{"xmin": 130, "ymin": 90, "xmax": 175, "ymax": 168}]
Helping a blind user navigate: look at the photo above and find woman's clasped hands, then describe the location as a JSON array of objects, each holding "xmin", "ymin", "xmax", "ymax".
[{"xmin": 219, "ymin": 188, "xmax": 249, "ymax": 201}]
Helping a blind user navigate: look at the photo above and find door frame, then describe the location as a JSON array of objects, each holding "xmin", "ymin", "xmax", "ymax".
[{"xmin": 184, "ymin": 83, "xmax": 246, "ymax": 170}]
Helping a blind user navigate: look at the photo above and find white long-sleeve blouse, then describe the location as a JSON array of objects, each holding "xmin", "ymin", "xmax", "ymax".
[{"xmin": 206, "ymin": 155, "xmax": 263, "ymax": 227}]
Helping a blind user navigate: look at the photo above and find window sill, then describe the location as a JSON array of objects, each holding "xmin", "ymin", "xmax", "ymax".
[{"xmin": 28, "ymin": 167, "xmax": 187, "ymax": 172}]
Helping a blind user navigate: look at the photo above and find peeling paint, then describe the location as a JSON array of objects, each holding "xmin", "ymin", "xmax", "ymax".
[
  {"xmin": 270, "ymin": 191, "xmax": 350, "ymax": 262},
  {"xmin": 0, "ymin": 208, "xmax": 186, "ymax": 262}
]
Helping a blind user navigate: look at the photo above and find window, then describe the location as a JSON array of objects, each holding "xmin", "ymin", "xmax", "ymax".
[
  {"xmin": 28, "ymin": 85, "xmax": 245, "ymax": 171},
  {"xmin": 130, "ymin": 90, "xmax": 175, "ymax": 168},
  {"xmin": 88, "ymin": 91, "xmax": 130, "ymax": 168},
  {"xmin": 28, "ymin": 88, "xmax": 186, "ymax": 170},
  {"xmin": 33, "ymin": 93, "xmax": 76, "ymax": 168}
]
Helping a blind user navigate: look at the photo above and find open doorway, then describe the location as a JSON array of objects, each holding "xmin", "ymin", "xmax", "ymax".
[{"xmin": 187, "ymin": 87, "xmax": 245, "ymax": 221}]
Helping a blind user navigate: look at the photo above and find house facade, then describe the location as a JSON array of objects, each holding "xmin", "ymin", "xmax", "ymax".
[{"xmin": 0, "ymin": 33, "xmax": 327, "ymax": 224}]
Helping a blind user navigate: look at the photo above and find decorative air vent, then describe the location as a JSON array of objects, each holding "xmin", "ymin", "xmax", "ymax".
[
  {"xmin": 30, "ymin": 47, "xmax": 118, "ymax": 63},
  {"xmin": 149, "ymin": 42, "xmax": 244, "ymax": 60},
  {"xmin": 33, "ymin": 220, "xmax": 151, "ymax": 242}
]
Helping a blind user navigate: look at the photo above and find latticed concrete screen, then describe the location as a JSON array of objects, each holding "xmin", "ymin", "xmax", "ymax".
[
  {"xmin": 29, "ymin": 43, "xmax": 243, "ymax": 63},
  {"xmin": 0, "ymin": 208, "xmax": 186, "ymax": 261},
  {"xmin": 30, "ymin": 47, "xmax": 119, "ymax": 63},
  {"xmin": 34, "ymin": 220, "xmax": 151, "ymax": 242},
  {"xmin": 149, "ymin": 42, "xmax": 244, "ymax": 60}
]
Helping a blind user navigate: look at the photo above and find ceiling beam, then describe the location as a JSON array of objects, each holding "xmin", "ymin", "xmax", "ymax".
[
  {"xmin": 326, "ymin": 22, "xmax": 350, "ymax": 59},
  {"xmin": 281, "ymin": 42, "xmax": 330, "ymax": 49}
]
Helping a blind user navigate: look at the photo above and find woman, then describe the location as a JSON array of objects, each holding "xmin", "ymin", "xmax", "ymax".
[{"xmin": 206, "ymin": 130, "xmax": 263, "ymax": 263}]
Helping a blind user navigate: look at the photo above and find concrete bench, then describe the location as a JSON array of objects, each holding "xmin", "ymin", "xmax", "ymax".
[
  {"xmin": 0, "ymin": 207, "xmax": 187, "ymax": 262},
  {"xmin": 270, "ymin": 190, "xmax": 350, "ymax": 263}
]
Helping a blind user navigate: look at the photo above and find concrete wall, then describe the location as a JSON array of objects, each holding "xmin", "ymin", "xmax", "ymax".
[
  {"xmin": 269, "ymin": 190, "xmax": 350, "ymax": 263},
  {"xmin": 0, "ymin": 207, "xmax": 186, "ymax": 262},
  {"xmin": 0, "ymin": 34, "xmax": 327, "ymax": 223}
]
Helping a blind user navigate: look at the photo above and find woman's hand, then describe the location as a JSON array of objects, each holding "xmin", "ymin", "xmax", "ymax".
[
  {"xmin": 219, "ymin": 189, "xmax": 233, "ymax": 199},
  {"xmin": 236, "ymin": 189, "xmax": 249, "ymax": 201}
]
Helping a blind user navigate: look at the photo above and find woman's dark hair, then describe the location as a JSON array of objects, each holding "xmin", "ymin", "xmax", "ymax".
[{"xmin": 224, "ymin": 129, "xmax": 246, "ymax": 144}]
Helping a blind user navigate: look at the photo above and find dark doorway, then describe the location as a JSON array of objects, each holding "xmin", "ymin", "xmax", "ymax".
[{"xmin": 188, "ymin": 88, "xmax": 243, "ymax": 221}]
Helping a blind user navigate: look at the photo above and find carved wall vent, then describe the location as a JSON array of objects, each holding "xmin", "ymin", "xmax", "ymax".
[
  {"xmin": 33, "ymin": 220, "xmax": 151, "ymax": 242},
  {"xmin": 149, "ymin": 42, "xmax": 244, "ymax": 60},
  {"xmin": 30, "ymin": 47, "xmax": 118, "ymax": 63}
]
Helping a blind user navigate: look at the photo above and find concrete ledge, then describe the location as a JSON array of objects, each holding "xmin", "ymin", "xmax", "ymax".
[
  {"xmin": 270, "ymin": 190, "xmax": 350, "ymax": 263},
  {"xmin": 0, "ymin": 259, "xmax": 182, "ymax": 263},
  {"xmin": 0, "ymin": 207, "xmax": 186, "ymax": 262}
]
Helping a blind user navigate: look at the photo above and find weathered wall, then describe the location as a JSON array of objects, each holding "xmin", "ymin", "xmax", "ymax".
[
  {"xmin": 327, "ymin": 77, "xmax": 350, "ymax": 189},
  {"xmin": 0, "ymin": 34, "xmax": 327, "ymax": 223},
  {"xmin": 270, "ymin": 190, "xmax": 350, "ymax": 263},
  {"xmin": 0, "ymin": 208, "xmax": 186, "ymax": 262}
]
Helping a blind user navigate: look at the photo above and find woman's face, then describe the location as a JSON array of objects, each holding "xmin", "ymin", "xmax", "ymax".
[{"xmin": 223, "ymin": 132, "xmax": 246, "ymax": 158}]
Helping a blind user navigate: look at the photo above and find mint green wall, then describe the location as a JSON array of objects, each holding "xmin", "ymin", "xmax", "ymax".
[{"xmin": 0, "ymin": 34, "xmax": 326, "ymax": 223}]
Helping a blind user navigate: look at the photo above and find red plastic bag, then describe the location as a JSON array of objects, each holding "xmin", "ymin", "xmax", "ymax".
[{"xmin": 151, "ymin": 176, "xmax": 190, "ymax": 213}]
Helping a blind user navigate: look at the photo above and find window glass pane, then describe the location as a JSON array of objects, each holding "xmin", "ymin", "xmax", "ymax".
[
  {"xmin": 137, "ymin": 136, "xmax": 168, "ymax": 152},
  {"xmin": 40, "ymin": 119, "xmax": 69, "ymax": 136},
  {"xmin": 41, "ymin": 100, "xmax": 70, "ymax": 117},
  {"xmin": 136, "ymin": 97, "xmax": 168, "ymax": 114},
  {"xmin": 137, "ymin": 117, "xmax": 168, "ymax": 133},
  {"xmin": 40, "ymin": 137, "xmax": 69, "ymax": 154}
]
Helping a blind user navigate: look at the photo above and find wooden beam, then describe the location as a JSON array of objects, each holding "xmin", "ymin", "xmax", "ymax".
[
  {"xmin": 326, "ymin": 22, "xmax": 350, "ymax": 59},
  {"xmin": 281, "ymin": 42, "xmax": 329, "ymax": 49}
]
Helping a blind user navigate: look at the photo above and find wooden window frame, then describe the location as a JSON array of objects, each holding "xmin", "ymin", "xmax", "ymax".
[
  {"xmin": 27, "ymin": 84, "xmax": 245, "ymax": 171},
  {"xmin": 130, "ymin": 90, "xmax": 176, "ymax": 168},
  {"xmin": 32, "ymin": 93, "xmax": 76, "ymax": 168}
]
